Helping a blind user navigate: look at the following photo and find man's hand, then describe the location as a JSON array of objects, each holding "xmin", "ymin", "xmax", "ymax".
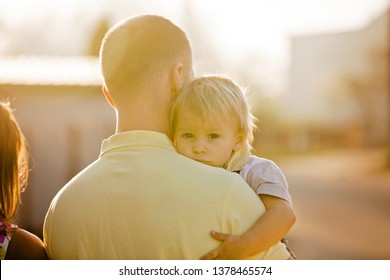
[{"xmin": 200, "ymin": 231, "xmax": 248, "ymax": 260}]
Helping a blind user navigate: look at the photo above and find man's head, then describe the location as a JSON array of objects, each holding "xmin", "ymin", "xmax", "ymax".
[{"xmin": 100, "ymin": 15, "xmax": 193, "ymax": 105}]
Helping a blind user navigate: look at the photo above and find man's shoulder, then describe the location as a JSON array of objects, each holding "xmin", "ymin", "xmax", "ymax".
[
  {"xmin": 158, "ymin": 153, "xmax": 250, "ymax": 197},
  {"xmin": 174, "ymin": 154, "xmax": 245, "ymax": 182},
  {"xmin": 52, "ymin": 158, "xmax": 103, "ymax": 200}
]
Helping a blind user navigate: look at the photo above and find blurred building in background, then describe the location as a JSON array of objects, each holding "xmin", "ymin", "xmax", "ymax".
[
  {"xmin": 286, "ymin": 8, "xmax": 389, "ymax": 151},
  {"xmin": 0, "ymin": 56, "xmax": 115, "ymax": 235}
]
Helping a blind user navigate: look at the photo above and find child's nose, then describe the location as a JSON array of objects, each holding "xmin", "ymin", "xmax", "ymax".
[{"xmin": 192, "ymin": 139, "xmax": 206, "ymax": 154}]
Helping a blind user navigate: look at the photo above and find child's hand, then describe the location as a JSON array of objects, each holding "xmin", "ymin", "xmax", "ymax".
[{"xmin": 200, "ymin": 231, "xmax": 248, "ymax": 260}]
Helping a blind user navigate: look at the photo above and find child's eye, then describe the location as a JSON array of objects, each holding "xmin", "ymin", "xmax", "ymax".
[
  {"xmin": 182, "ymin": 133, "xmax": 193, "ymax": 139},
  {"xmin": 208, "ymin": 133, "xmax": 219, "ymax": 139}
]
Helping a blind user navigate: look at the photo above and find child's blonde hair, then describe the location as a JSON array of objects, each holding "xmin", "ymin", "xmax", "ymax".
[{"xmin": 171, "ymin": 75, "xmax": 256, "ymax": 171}]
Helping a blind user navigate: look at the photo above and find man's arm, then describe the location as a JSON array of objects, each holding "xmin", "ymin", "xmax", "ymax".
[
  {"xmin": 201, "ymin": 175, "xmax": 292, "ymax": 260},
  {"xmin": 200, "ymin": 195, "xmax": 295, "ymax": 259}
]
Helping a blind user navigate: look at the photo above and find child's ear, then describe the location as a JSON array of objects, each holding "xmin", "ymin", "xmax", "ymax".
[{"xmin": 233, "ymin": 132, "xmax": 245, "ymax": 152}]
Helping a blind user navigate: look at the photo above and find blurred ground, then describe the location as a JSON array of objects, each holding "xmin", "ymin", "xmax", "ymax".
[{"xmin": 278, "ymin": 147, "xmax": 390, "ymax": 260}]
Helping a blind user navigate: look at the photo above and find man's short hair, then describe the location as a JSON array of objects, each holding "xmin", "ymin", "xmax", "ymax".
[{"xmin": 100, "ymin": 15, "xmax": 192, "ymax": 99}]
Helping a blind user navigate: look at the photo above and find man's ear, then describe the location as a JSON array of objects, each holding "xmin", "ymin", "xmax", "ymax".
[
  {"xmin": 102, "ymin": 85, "xmax": 116, "ymax": 108},
  {"xmin": 170, "ymin": 63, "xmax": 184, "ymax": 94}
]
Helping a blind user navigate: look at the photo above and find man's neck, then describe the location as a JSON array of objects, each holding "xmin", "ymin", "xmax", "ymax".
[
  {"xmin": 116, "ymin": 107, "xmax": 171, "ymax": 138},
  {"xmin": 113, "ymin": 82, "xmax": 173, "ymax": 138}
]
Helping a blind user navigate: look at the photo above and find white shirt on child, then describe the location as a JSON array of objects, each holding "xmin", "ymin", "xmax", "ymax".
[{"xmin": 239, "ymin": 156, "xmax": 292, "ymax": 204}]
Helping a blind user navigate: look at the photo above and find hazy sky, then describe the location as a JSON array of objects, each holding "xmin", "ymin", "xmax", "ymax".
[
  {"xmin": 1, "ymin": 0, "xmax": 388, "ymax": 55},
  {"xmin": 0, "ymin": 0, "xmax": 388, "ymax": 92},
  {"xmin": 193, "ymin": 0, "xmax": 389, "ymax": 60}
]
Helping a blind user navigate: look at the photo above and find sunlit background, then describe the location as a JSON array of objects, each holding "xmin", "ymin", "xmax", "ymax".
[{"xmin": 0, "ymin": 0, "xmax": 389, "ymax": 259}]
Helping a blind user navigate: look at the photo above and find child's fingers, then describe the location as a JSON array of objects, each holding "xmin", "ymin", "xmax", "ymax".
[
  {"xmin": 210, "ymin": 231, "xmax": 229, "ymax": 241},
  {"xmin": 199, "ymin": 248, "xmax": 221, "ymax": 260}
]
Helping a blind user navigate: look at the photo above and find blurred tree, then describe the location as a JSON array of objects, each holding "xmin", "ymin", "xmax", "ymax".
[
  {"xmin": 87, "ymin": 18, "xmax": 110, "ymax": 56},
  {"xmin": 250, "ymin": 93, "xmax": 295, "ymax": 157},
  {"xmin": 179, "ymin": 0, "xmax": 222, "ymax": 74}
]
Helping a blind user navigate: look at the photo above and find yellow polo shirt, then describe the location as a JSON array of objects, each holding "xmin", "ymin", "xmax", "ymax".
[{"xmin": 44, "ymin": 131, "xmax": 289, "ymax": 259}]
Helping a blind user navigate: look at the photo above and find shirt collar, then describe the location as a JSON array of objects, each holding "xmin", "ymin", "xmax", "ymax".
[{"xmin": 100, "ymin": 130, "xmax": 176, "ymax": 157}]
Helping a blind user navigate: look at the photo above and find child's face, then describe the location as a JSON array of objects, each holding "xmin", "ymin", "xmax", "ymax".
[{"xmin": 173, "ymin": 108, "xmax": 243, "ymax": 168}]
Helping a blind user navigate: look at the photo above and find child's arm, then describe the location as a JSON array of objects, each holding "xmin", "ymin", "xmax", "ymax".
[{"xmin": 200, "ymin": 195, "xmax": 295, "ymax": 260}]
